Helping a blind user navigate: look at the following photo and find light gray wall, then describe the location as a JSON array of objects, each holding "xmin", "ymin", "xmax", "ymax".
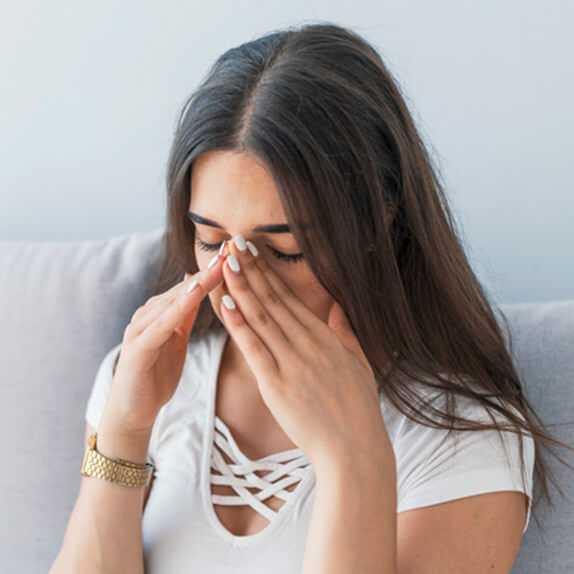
[{"xmin": 1, "ymin": 1, "xmax": 571, "ymax": 304}]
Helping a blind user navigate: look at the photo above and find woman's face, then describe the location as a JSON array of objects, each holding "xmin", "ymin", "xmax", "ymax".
[{"xmin": 188, "ymin": 149, "xmax": 334, "ymax": 327}]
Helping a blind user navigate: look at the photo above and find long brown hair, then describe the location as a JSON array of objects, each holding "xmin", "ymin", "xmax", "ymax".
[{"xmin": 151, "ymin": 21, "xmax": 573, "ymax": 534}]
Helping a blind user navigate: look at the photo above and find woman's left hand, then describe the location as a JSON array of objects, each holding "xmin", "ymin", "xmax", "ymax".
[{"xmin": 217, "ymin": 237, "xmax": 393, "ymax": 474}]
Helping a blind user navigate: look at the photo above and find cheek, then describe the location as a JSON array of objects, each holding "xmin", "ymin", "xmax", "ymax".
[
  {"xmin": 194, "ymin": 245, "xmax": 209, "ymax": 267},
  {"xmin": 195, "ymin": 246, "xmax": 224, "ymax": 278}
]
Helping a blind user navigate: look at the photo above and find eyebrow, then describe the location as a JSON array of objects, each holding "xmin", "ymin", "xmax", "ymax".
[{"xmin": 186, "ymin": 211, "xmax": 293, "ymax": 234}]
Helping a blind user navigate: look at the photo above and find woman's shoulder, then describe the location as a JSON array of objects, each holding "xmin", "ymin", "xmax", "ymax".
[
  {"xmin": 379, "ymin": 370, "xmax": 531, "ymax": 444},
  {"xmin": 386, "ymin": 374, "xmax": 535, "ymax": 529}
]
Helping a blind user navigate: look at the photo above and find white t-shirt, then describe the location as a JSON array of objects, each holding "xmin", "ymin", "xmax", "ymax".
[{"xmin": 85, "ymin": 327, "xmax": 535, "ymax": 573}]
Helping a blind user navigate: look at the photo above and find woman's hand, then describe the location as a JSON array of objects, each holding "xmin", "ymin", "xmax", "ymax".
[
  {"xmin": 219, "ymin": 237, "xmax": 392, "ymax": 473},
  {"xmin": 104, "ymin": 244, "xmax": 228, "ymax": 436}
]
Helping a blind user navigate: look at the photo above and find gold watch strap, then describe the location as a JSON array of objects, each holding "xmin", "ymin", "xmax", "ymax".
[{"xmin": 80, "ymin": 432, "xmax": 154, "ymax": 488}]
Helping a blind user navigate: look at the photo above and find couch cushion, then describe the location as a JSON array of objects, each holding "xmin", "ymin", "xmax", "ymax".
[
  {"xmin": 0, "ymin": 229, "xmax": 571, "ymax": 573},
  {"xmin": 496, "ymin": 300, "xmax": 574, "ymax": 573},
  {"xmin": 0, "ymin": 228, "xmax": 164, "ymax": 572}
]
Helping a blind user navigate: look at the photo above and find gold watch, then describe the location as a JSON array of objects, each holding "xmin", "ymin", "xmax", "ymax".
[{"xmin": 80, "ymin": 432, "xmax": 154, "ymax": 488}]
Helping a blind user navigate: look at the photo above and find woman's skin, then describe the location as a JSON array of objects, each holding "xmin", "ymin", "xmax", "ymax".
[
  {"xmin": 187, "ymin": 149, "xmax": 396, "ymax": 563},
  {"xmin": 189, "ymin": 149, "xmax": 336, "ymax": 416},
  {"xmin": 188, "ymin": 148, "xmax": 343, "ymax": 532}
]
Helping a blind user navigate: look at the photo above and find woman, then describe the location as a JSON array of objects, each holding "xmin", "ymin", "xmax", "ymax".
[{"xmin": 52, "ymin": 22, "xmax": 570, "ymax": 574}]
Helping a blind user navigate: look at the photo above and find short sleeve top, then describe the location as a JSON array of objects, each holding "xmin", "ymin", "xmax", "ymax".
[{"xmin": 84, "ymin": 327, "xmax": 535, "ymax": 574}]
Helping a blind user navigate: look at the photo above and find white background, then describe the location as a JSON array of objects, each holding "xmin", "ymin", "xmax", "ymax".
[{"xmin": 1, "ymin": 0, "xmax": 572, "ymax": 304}]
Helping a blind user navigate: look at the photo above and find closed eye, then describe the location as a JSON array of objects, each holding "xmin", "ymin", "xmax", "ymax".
[{"xmin": 195, "ymin": 238, "xmax": 304, "ymax": 264}]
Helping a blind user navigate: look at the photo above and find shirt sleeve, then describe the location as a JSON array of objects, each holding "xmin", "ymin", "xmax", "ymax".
[
  {"xmin": 396, "ymin": 395, "xmax": 535, "ymax": 535},
  {"xmin": 85, "ymin": 342, "xmax": 123, "ymax": 431}
]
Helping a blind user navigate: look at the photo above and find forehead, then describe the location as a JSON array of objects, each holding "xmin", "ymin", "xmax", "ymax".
[{"xmin": 189, "ymin": 150, "xmax": 286, "ymax": 220}]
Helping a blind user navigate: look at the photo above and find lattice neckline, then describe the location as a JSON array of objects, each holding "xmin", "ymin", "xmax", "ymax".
[
  {"xmin": 210, "ymin": 415, "xmax": 312, "ymax": 523},
  {"xmin": 202, "ymin": 328, "xmax": 315, "ymax": 544}
]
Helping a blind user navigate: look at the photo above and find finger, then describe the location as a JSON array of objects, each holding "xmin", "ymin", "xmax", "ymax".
[
  {"xmin": 221, "ymin": 251, "xmax": 295, "ymax": 364},
  {"xmin": 227, "ymin": 237, "xmax": 325, "ymax": 333},
  {"xmin": 129, "ymin": 272, "xmax": 204, "ymax": 335},
  {"xmin": 225, "ymin": 237, "xmax": 306, "ymax": 341},
  {"xmin": 128, "ymin": 245, "xmax": 226, "ymax": 341},
  {"xmin": 133, "ymin": 279, "xmax": 205, "ymax": 352},
  {"xmin": 135, "ymin": 240, "xmax": 228, "ymax": 322},
  {"xmin": 130, "ymin": 273, "xmax": 192, "ymax": 327},
  {"xmin": 327, "ymin": 301, "xmax": 373, "ymax": 374},
  {"xmin": 219, "ymin": 292, "xmax": 279, "ymax": 382}
]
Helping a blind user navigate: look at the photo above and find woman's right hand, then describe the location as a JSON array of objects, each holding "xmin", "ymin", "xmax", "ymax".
[{"xmin": 102, "ymin": 241, "xmax": 229, "ymax": 436}]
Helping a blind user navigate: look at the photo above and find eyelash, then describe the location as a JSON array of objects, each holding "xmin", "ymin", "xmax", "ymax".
[{"xmin": 195, "ymin": 238, "xmax": 304, "ymax": 264}]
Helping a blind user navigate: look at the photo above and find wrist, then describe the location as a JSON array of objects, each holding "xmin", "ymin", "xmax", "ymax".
[
  {"xmin": 95, "ymin": 419, "xmax": 153, "ymax": 466},
  {"xmin": 315, "ymin": 445, "xmax": 396, "ymax": 492}
]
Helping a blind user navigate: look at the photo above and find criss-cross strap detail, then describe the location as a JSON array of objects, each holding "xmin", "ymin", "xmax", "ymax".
[{"xmin": 210, "ymin": 416, "xmax": 312, "ymax": 523}]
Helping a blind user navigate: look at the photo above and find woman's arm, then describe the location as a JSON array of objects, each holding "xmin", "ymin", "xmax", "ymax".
[
  {"xmin": 302, "ymin": 448, "xmax": 528, "ymax": 574},
  {"xmin": 50, "ymin": 411, "xmax": 152, "ymax": 574},
  {"xmin": 302, "ymin": 451, "xmax": 398, "ymax": 574}
]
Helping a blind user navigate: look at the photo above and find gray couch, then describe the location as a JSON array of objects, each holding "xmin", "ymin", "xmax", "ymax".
[{"xmin": 1, "ymin": 228, "xmax": 572, "ymax": 573}]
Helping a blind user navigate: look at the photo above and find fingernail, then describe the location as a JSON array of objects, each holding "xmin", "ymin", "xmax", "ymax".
[
  {"xmin": 222, "ymin": 294, "xmax": 236, "ymax": 310},
  {"xmin": 208, "ymin": 253, "xmax": 219, "ymax": 269},
  {"xmin": 226, "ymin": 254, "xmax": 240, "ymax": 273},
  {"xmin": 234, "ymin": 234, "xmax": 247, "ymax": 252},
  {"xmin": 246, "ymin": 240, "xmax": 258, "ymax": 257},
  {"xmin": 218, "ymin": 240, "xmax": 228, "ymax": 256},
  {"xmin": 183, "ymin": 272, "xmax": 189, "ymax": 281},
  {"xmin": 185, "ymin": 279, "xmax": 199, "ymax": 295}
]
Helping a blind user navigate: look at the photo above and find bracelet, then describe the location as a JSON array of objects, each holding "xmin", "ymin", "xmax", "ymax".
[{"xmin": 80, "ymin": 432, "xmax": 154, "ymax": 488}]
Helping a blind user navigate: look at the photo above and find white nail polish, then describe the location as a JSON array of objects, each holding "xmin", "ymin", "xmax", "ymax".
[
  {"xmin": 234, "ymin": 234, "xmax": 247, "ymax": 252},
  {"xmin": 227, "ymin": 254, "xmax": 240, "ymax": 273},
  {"xmin": 222, "ymin": 294, "xmax": 236, "ymax": 310},
  {"xmin": 208, "ymin": 253, "xmax": 219, "ymax": 269},
  {"xmin": 185, "ymin": 279, "xmax": 199, "ymax": 295},
  {"xmin": 246, "ymin": 240, "xmax": 258, "ymax": 257},
  {"xmin": 218, "ymin": 240, "xmax": 227, "ymax": 256}
]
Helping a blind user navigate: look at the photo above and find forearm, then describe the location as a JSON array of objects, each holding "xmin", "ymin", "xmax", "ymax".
[
  {"xmin": 50, "ymin": 414, "xmax": 152, "ymax": 573},
  {"xmin": 302, "ymin": 451, "xmax": 397, "ymax": 574}
]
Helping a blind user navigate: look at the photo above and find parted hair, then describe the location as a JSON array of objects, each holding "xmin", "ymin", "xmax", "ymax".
[{"xmin": 151, "ymin": 21, "xmax": 573, "ymax": 534}]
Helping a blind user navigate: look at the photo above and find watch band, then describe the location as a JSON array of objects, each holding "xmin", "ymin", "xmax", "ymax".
[{"xmin": 80, "ymin": 431, "xmax": 154, "ymax": 488}]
